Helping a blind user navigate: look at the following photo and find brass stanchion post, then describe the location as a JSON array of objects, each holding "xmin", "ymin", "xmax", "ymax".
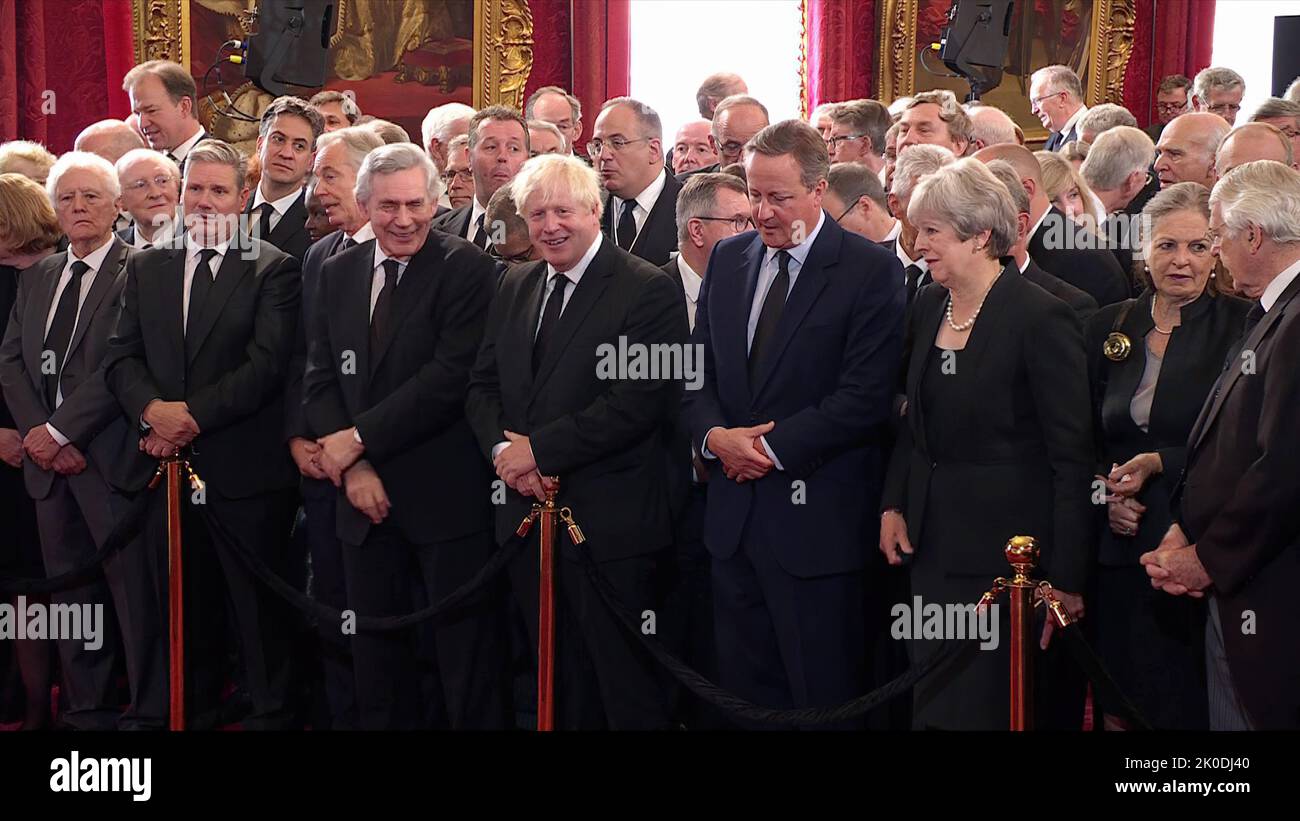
[
  {"xmin": 536, "ymin": 485, "xmax": 558, "ymax": 732},
  {"xmin": 1004, "ymin": 536, "xmax": 1038, "ymax": 731}
]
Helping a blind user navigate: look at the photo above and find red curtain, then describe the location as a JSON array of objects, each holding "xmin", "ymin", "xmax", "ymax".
[
  {"xmin": 1124, "ymin": 0, "xmax": 1216, "ymax": 126},
  {"xmin": 802, "ymin": 0, "xmax": 876, "ymax": 115},
  {"xmin": 568, "ymin": 0, "xmax": 630, "ymax": 153},
  {"xmin": 523, "ymin": 0, "xmax": 573, "ymax": 101},
  {"xmin": 0, "ymin": 0, "xmax": 135, "ymax": 152}
]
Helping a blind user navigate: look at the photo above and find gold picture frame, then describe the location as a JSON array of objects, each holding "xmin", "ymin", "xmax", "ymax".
[
  {"xmin": 131, "ymin": 0, "xmax": 534, "ymax": 111},
  {"xmin": 876, "ymin": 0, "xmax": 1136, "ymax": 144}
]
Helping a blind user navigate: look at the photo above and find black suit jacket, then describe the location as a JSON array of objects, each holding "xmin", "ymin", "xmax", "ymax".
[
  {"xmin": 674, "ymin": 162, "xmax": 721, "ymax": 183},
  {"xmin": 246, "ymin": 188, "xmax": 311, "ymax": 261},
  {"xmin": 1029, "ymin": 207, "xmax": 1131, "ymax": 307},
  {"xmin": 684, "ymin": 217, "xmax": 906, "ymax": 578},
  {"xmin": 0, "ymin": 239, "xmax": 138, "ymax": 496},
  {"xmin": 466, "ymin": 236, "xmax": 689, "ymax": 559},
  {"xmin": 1174, "ymin": 273, "xmax": 1300, "ymax": 729},
  {"xmin": 1022, "ymin": 257, "xmax": 1098, "ymax": 323},
  {"xmin": 285, "ymin": 229, "xmax": 352, "ymax": 442},
  {"xmin": 882, "ymin": 267, "xmax": 1094, "ymax": 590},
  {"xmin": 1045, "ymin": 123, "xmax": 1080, "ymax": 152},
  {"xmin": 303, "ymin": 231, "xmax": 498, "ymax": 546},
  {"xmin": 1085, "ymin": 289, "xmax": 1249, "ymax": 565},
  {"xmin": 1099, "ymin": 172, "xmax": 1160, "ymax": 284},
  {"xmin": 431, "ymin": 204, "xmax": 473, "ymax": 240},
  {"xmin": 104, "ymin": 234, "xmax": 301, "ymax": 497},
  {"xmin": 599, "ymin": 170, "xmax": 683, "ymax": 266}
]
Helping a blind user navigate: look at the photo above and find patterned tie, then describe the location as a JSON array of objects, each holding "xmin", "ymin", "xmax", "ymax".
[
  {"xmin": 43, "ymin": 261, "xmax": 89, "ymax": 408},
  {"xmin": 533, "ymin": 273, "xmax": 571, "ymax": 374},
  {"xmin": 616, "ymin": 199, "xmax": 637, "ymax": 251},
  {"xmin": 185, "ymin": 248, "xmax": 219, "ymax": 346},
  {"xmin": 749, "ymin": 250, "xmax": 791, "ymax": 384}
]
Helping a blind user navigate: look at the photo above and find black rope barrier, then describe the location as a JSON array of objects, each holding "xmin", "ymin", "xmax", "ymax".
[{"xmin": 1059, "ymin": 623, "xmax": 1153, "ymax": 730}]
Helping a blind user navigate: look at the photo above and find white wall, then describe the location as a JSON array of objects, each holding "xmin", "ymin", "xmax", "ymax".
[{"xmin": 1212, "ymin": 0, "xmax": 1300, "ymax": 119}]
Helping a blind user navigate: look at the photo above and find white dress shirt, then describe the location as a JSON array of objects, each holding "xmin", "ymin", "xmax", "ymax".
[
  {"xmin": 182, "ymin": 236, "xmax": 231, "ymax": 331},
  {"xmin": 368, "ymin": 244, "xmax": 408, "ymax": 319},
  {"xmin": 43, "ymin": 237, "xmax": 114, "ymax": 445},
  {"xmin": 881, "ymin": 218, "xmax": 902, "ymax": 245},
  {"xmin": 169, "ymin": 127, "xmax": 205, "ymax": 165},
  {"xmin": 1058, "ymin": 105, "xmax": 1088, "ymax": 142},
  {"xmin": 895, "ymin": 235, "xmax": 929, "ymax": 287},
  {"xmin": 467, "ymin": 197, "xmax": 488, "ymax": 245},
  {"xmin": 1262, "ymin": 258, "xmax": 1300, "ymax": 312},
  {"xmin": 610, "ymin": 167, "xmax": 667, "ymax": 247},
  {"xmin": 348, "ymin": 222, "xmax": 375, "ymax": 245},
  {"xmin": 675, "ymin": 254, "xmax": 703, "ymax": 331},
  {"xmin": 251, "ymin": 186, "xmax": 305, "ymax": 234}
]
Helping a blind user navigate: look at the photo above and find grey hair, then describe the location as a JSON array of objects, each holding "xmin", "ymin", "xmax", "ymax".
[
  {"xmin": 309, "ymin": 90, "xmax": 362, "ymax": 123},
  {"xmin": 600, "ymin": 97, "xmax": 664, "ymax": 143},
  {"xmin": 1216, "ymin": 122, "xmax": 1295, "ymax": 177},
  {"xmin": 525, "ymin": 86, "xmax": 582, "ymax": 122},
  {"xmin": 315, "ymin": 126, "xmax": 384, "ymax": 174},
  {"xmin": 830, "ymin": 99, "xmax": 891, "ymax": 156},
  {"xmin": 355, "ymin": 142, "xmax": 440, "ymax": 205},
  {"xmin": 1250, "ymin": 97, "xmax": 1300, "ymax": 124},
  {"xmin": 967, "ymin": 105, "xmax": 1019, "ymax": 148},
  {"xmin": 184, "ymin": 139, "xmax": 248, "ymax": 190},
  {"xmin": 809, "ymin": 102, "xmax": 840, "ymax": 125},
  {"xmin": 527, "ymin": 119, "xmax": 568, "ymax": 152},
  {"xmin": 45, "ymin": 150, "xmax": 121, "ymax": 202},
  {"xmin": 1078, "ymin": 103, "xmax": 1138, "ymax": 139},
  {"xmin": 907, "ymin": 157, "xmax": 1018, "ymax": 258},
  {"xmin": 712, "ymin": 95, "xmax": 770, "ymax": 135},
  {"xmin": 985, "ymin": 159, "xmax": 1030, "ymax": 214},
  {"xmin": 696, "ymin": 73, "xmax": 747, "ymax": 118},
  {"xmin": 1081, "ymin": 126, "xmax": 1154, "ymax": 191},
  {"xmin": 1031, "ymin": 65, "xmax": 1084, "ymax": 102},
  {"xmin": 1288, "ymin": 77, "xmax": 1300, "ymax": 105},
  {"xmin": 73, "ymin": 120, "xmax": 145, "ymax": 161},
  {"xmin": 675, "ymin": 171, "xmax": 748, "ymax": 245},
  {"xmin": 906, "ymin": 90, "xmax": 974, "ymax": 146},
  {"xmin": 1139, "ymin": 181, "xmax": 1211, "ymax": 258},
  {"xmin": 420, "ymin": 102, "xmax": 475, "ymax": 149},
  {"xmin": 827, "ymin": 162, "xmax": 889, "ymax": 210},
  {"xmin": 1194, "ymin": 66, "xmax": 1245, "ymax": 101},
  {"xmin": 115, "ymin": 147, "xmax": 181, "ymax": 187},
  {"xmin": 1211, "ymin": 160, "xmax": 1300, "ymax": 245},
  {"xmin": 447, "ymin": 134, "xmax": 470, "ymax": 155},
  {"xmin": 1061, "ymin": 140, "xmax": 1090, "ymax": 163},
  {"xmin": 890, "ymin": 143, "xmax": 955, "ymax": 199},
  {"xmin": 259, "ymin": 95, "xmax": 325, "ymax": 143}
]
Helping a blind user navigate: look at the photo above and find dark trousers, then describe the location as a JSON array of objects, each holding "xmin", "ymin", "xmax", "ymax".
[
  {"xmin": 342, "ymin": 525, "xmax": 510, "ymax": 730},
  {"xmin": 712, "ymin": 523, "xmax": 868, "ymax": 730},
  {"xmin": 509, "ymin": 541, "xmax": 670, "ymax": 730},
  {"xmin": 302, "ymin": 479, "xmax": 355, "ymax": 729},
  {"xmin": 144, "ymin": 486, "xmax": 299, "ymax": 730}
]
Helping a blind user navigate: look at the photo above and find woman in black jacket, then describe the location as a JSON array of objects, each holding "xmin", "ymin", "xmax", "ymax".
[
  {"xmin": 879, "ymin": 159, "xmax": 1094, "ymax": 730},
  {"xmin": 1085, "ymin": 182, "xmax": 1249, "ymax": 730}
]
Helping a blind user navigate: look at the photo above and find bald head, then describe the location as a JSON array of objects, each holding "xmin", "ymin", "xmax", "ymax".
[
  {"xmin": 966, "ymin": 105, "xmax": 1019, "ymax": 150},
  {"xmin": 1153, "ymin": 112, "xmax": 1229, "ymax": 189},
  {"xmin": 74, "ymin": 119, "xmax": 146, "ymax": 164},
  {"xmin": 974, "ymin": 142, "xmax": 1049, "ymax": 219},
  {"xmin": 1216, "ymin": 122, "xmax": 1296, "ymax": 177}
]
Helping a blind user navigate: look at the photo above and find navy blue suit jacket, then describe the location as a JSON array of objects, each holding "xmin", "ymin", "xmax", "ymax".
[{"xmin": 684, "ymin": 215, "xmax": 906, "ymax": 578}]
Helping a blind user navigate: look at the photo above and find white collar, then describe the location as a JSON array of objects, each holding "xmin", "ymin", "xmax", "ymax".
[
  {"xmin": 882, "ymin": 219, "xmax": 902, "ymax": 243},
  {"xmin": 549, "ymin": 232, "xmax": 603, "ymax": 282},
  {"xmin": 349, "ymin": 222, "xmax": 375, "ymax": 244},
  {"xmin": 253, "ymin": 185, "xmax": 304, "ymax": 216},
  {"xmin": 1059, "ymin": 104, "xmax": 1088, "ymax": 137},
  {"xmin": 676, "ymin": 254, "xmax": 703, "ymax": 303},
  {"xmin": 171, "ymin": 127, "xmax": 205, "ymax": 162},
  {"xmin": 1261, "ymin": 257, "xmax": 1300, "ymax": 312},
  {"xmin": 895, "ymin": 234, "xmax": 927, "ymax": 271},
  {"xmin": 764, "ymin": 210, "xmax": 826, "ymax": 268},
  {"xmin": 373, "ymin": 242, "xmax": 410, "ymax": 272},
  {"xmin": 67, "ymin": 236, "xmax": 115, "ymax": 273},
  {"xmin": 185, "ymin": 235, "xmax": 232, "ymax": 259},
  {"xmin": 1016, "ymin": 254, "xmax": 1030, "ymax": 274},
  {"xmin": 1028, "ymin": 207, "xmax": 1050, "ymax": 242},
  {"xmin": 616, "ymin": 167, "xmax": 668, "ymax": 216},
  {"xmin": 470, "ymin": 197, "xmax": 488, "ymax": 227}
]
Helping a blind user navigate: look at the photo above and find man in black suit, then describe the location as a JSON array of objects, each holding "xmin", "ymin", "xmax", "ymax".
[
  {"xmin": 1146, "ymin": 160, "xmax": 1300, "ymax": 730},
  {"xmin": 823, "ymin": 162, "xmax": 899, "ymax": 246},
  {"xmin": 978, "ymin": 143, "xmax": 1131, "ymax": 307},
  {"xmin": 122, "ymin": 60, "xmax": 208, "ymax": 170},
  {"xmin": 591, "ymin": 97, "xmax": 682, "ymax": 266},
  {"xmin": 431, "ymin": 106, "xmax": 530, "ymax": 249},
  {"xmin": 1031, "ymin": 65, "xmax": 1088, "ymax": 152},
  {"xmin": 1082, "ymin": 126, "xmax": 1161, "ymax": 283},
  {"xmin": 114, "ymin": 149, "xmax": 181, "ymax": 250},
  {"xmin": 683, "ymin": 120, "xmax": 906, "ymax": 728},
  {"xmin": 886, "ymin": 144, "xmax": 956, "ymax": 300},
  {"xmin": 244, "ymin": 96, "xmax": 325, "ymax": 261},
  {"xmin": 466, "ymin": 153, "xmax": 688, "ymax": 729},
  {"xmin": 982, "ymin": 159, "xmax": 1099, "ymax": 322},
  {"xmin": 0, "ymin": 152, "xmax": 161, "ymax": 729},
  {"xmin": 302, "ymin": 143, "xmax": 509, "ymax": 730},
  {"xmin": 104, "ymin": 139, "xmax": 302, "ymax": 729}
]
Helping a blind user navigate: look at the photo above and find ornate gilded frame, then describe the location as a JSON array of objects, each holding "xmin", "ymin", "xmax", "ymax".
[
  {"xmin": 131, "ymin": 0, "xmax": 534, "ymax": 110},
  {"xmin": 876, "ymin": 0, "xmax": 1136, "ymax": 114}
]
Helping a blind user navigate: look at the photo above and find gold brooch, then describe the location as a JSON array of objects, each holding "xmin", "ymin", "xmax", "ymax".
[{"xmin": 1103, "ymin": 332, "xmax": 1132, "ymax": 362}]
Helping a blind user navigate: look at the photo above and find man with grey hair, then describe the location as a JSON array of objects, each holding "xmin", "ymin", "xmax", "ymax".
[
  {"xmin": 669, "ymin": 172, "xmax": 751, "ymax": 329},
  {"xmin": 114, "ymin": 148, "xmax": 181, "ymax": 248},
  {"xmin": 593, "ymin": 96, "xmax": 683, "ymax": 265},
  {"xmin": 0, "ymin": 151, "xmax": 151, "ymax": 729},
  {"xmin": 1031, "ymin": 64, "xmax": 1088, "ymax": 151},
  {"xmin": 898, "ymin": 90, "xmax": 972, "ymax": 156},
  {"xmin": 431, "ymin": 105, "xmax": 529, "ymax": 248},
  {"xmin": 420, "ymin": 101, "xmax": 475, "ymax": 173},
  {"xmin": 1249, "ymin": 97, "xmax": 1300, "ymax": 160},
  {"xmin": 684, "ymin": 120, "xmax": 904, "ymax": 728},
  {"xmin": 74, "ymin": 120, "xmax": 146, "ymax": 166},
  {"xmin": 525, "ymin": 86, "xmax": 583, "ymax": 155},
  {"xmin": 246, "ymin": 95, "xmax": 325, "ymax": 261},
  {"xmin": 1078, "ymin": 103, "xmax": 1139, "ymax": 145},
  {"xmin": 824, "ymin": 162, "xmax": 898, "ymax": 245},
  {"xmin": 966, "ymin": 104, "xmax": 1019, "ymax": 151},
  {"xmin": 1193, "ymin": 66, "xmax": 1246, "ymax": 125},
  {"xmin": 104, "ymin": 137, "xmax": 302, "ymax": 729},
  {"xmin": 527, "ymin": 119, "xmax": 568, "ymax": 157},
  {"xmin": 711, "ymin": 94, "xmax": 770, "ymax": 169},
  {"xmin": 1288, "ymin": 77, "xmax": 1300, "ymax": 104},
  {"xmin": 1216, "ymin": 122, "xmax": 1297, "ymax": 177},
  {"xmin": 1154, "ymin": 112, "xmax": 1230, "ymax": 189},
  {"xmin": 1082, "ymin": 125, "xmax": 1159, "ymax": 279},
  {"xmin": 888, "ymin": 143, "xmax": 955, "ymax": 295},
  {"xmin": 1147, "ymin": 160, "xmax": 1300, "ymax": 730},
  {"xmin": 696, "ymin": 72, "xmax": 748, "ymax": 120},
  {"xmin": 303, "ymin": 141, "xmax": 507, "ymax": 729},
  {"xmin": 809, "ymin": 101, "xmax": 838, "ymax": 140},
  {"xmin": 309, "ymin": 89, "xmax": 362, "ymax": 132},
  {"xmin": 440, "ymin": 134, "xmax": 474, "ymax": 210},
  {"xmin": 882, "ymin": 122, "xmax": 901, "ymax": 189},
  {"xmin": 827, "ymin": 99, "xmax": 890, "ymax": 176}
]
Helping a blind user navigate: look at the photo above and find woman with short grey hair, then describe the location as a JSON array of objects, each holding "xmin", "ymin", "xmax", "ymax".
[
  {"xmin": 1085, "ymin": 181, "xmax": 1250, "ymax": 729},
  {"xmin": 879, "ymin": 157, "xmax": 1094, "ymax": 729}
]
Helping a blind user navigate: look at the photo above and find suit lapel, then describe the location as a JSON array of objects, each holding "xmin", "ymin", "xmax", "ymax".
[
  {"xmin": 331, "ymin": 243, "xmax": 373, "ymax": 391},
  {"xmin": 186, "ymin": 236, "xmax": 253, "ymax": 364},
  {"xmin": 511, "ymin": 261, "xmax": 549, "ymax": 399},
  {"xmin": 528, "ymin": 240, "xmax": 614, "ymax": 398},
  {"xmin": 22, "ymin": 253, "xmax": 66, "ymax": 385},
  {"xmin": 369, "ymin": 234, "xmax": 437, "ymax": 376},
  {"xmin": 65, "ymin": 239, "xmax": 128, "ymax": 360},
  {"xmin": 268, "ymin": 189, "xmax": 306, "ymax": 248},
  {"xmin": 907, "ymin": 289, "xmax": 944, "ymax": 458},
  {"xmin": 629, "ymin": 172, "xmax": 681, "ymax": 257}
]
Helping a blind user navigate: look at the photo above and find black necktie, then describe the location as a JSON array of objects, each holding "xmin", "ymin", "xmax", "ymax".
[
  {"xmin": 165, "ymin": 152, "xmax": 179, "ymax": 165},
  {"xmin": 370, "ymin": 259, "xmax": 400, "ymax": 365},
  {"xmin": 253, "ymin": 202, "xmax": 274, "ymax": 238},
  {"xmin": 533, "ymin": 273, "xmax": 571, "ymax": 374},
  {"xmin": 186, "ymin": 248, "xmax": 219, "ymax": 346},
  {"xmin": 472, "ymin": 214, "xmax": 489, "ymax": 250},
  {"xmin": 905, "ymin": 264, "xmax": 923, "ymax": 304},
  {"xmin": 339, "ymin": 236, "xmax": 356, "ymax": 253},
  {"xmin": 616, "ymin": 199, "xmax": 637, "ymax": 251},
  {"xmin": 43, "ymin": 260, "xmax": 89, "ymax": 408},
  {"xmin": 749, "ymin": 250, "xmax": 791, "ymax": 384}
]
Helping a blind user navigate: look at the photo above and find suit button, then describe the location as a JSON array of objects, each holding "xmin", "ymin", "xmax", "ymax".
[{"xmin": 931, "ymin": 461, "xmax": 938, "ymax": 468}]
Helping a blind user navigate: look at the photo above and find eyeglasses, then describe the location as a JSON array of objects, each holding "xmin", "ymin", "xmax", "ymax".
[
  {"xmin": 124, "ymin": 175, "xmax": 176, "ymax": 193},
  {"xmin": 585, "ymin": 137, "xmax": 647, "ymax": 155},
  {"xmin": 492, "ymin": 246, "xmax": 534, "ymax": 264},
  {"xmin": 1206, "ymin": 103, "xmax": 1242, "ymax": 116},
  {"xmin": 440, "ymin": 169, "xmax": 472, "ymax": 184},
  {"xmin": 834, "ymin": 201, "xmax": 858, "ymax": 223},
  {"xmin": 695, "ymin": 215, "xmax": 754, "ymax": 232},
  {"xmin": 1030, "ymin": 91, "xmax": 1062, "ymax": 108},
  {"xmin": 1156, "ymin": 102, "xmax": 1188, "ymax": 114},
  {"xmin": 826, "ymin": 133, "xmax": 867, "ymax": 150}
]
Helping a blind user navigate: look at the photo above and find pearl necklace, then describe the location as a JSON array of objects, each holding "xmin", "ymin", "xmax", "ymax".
[
  {"xmin": 1149, "ymin": 295, "xmax": 1173, "ymax": 335},
  {"xmin": 945, "ymin": 270, "xmax": 1001, "ymax": 332}
]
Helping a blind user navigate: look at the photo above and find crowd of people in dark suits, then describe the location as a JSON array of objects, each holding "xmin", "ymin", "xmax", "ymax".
[{"xmin": 1, "ymin": 57, "xmax": 1298, "ymax": 731}]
